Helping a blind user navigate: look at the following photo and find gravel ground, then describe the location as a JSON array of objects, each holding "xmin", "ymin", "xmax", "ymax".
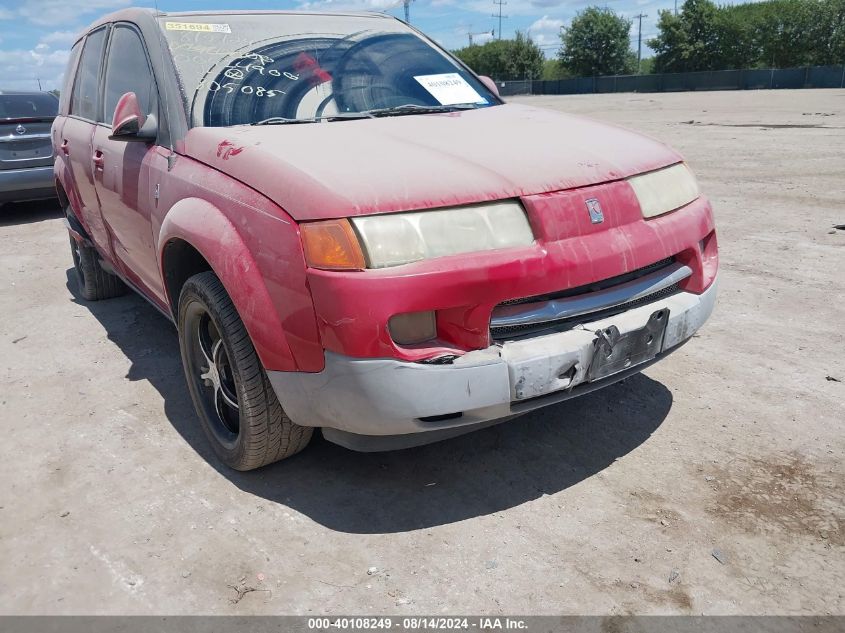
[{"xmin": 0, "ymin": 89, "xmax": 843, "ymax": 616}]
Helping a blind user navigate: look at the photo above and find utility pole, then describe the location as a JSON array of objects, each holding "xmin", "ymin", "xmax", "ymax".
[
  {"xmin": 492, "ymin": 0, "xmax": 507, "ymax": 40},
  {"xmin": 635, "ymin": 13, "xmax": 647, "ymax": 73},
  {"xmin": 403, "ymin": 0, "xmax": 412, "ymax": 24}
]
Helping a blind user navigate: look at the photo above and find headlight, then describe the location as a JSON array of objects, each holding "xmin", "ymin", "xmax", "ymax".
[
  {"xmin": 351, "ymin": 200, "xmax": 534, "ymax": 269},
  {"xmin": 628, "ymin": 163, "xmax": 700, "ymax": 219}
]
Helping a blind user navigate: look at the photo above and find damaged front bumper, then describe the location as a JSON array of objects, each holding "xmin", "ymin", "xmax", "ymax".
[{"xmin": 267, "ymin": 277, "xmax": 718, "ymax": 451}]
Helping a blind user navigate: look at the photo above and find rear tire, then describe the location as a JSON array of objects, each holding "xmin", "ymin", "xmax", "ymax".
[
  {"xmin": 69, "ymin": 235, "xmax": 126, "ymax": 301},
  {"xmin": 177, "ymin": 271, "xmax": 312, "ymax": 471}
]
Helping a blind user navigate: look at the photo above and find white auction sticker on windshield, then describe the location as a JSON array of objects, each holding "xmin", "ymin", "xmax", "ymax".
[
  {"xmin": 165, "ymin": 22, "xmax": 231, "ymax": 33},
  {"xmin": 414, "ymin": 73, "xmax": 488, "ymax": 106}
]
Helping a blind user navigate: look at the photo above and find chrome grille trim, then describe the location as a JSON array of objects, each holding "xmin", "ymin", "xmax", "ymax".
[
  {"xmin": 490, "ymin": 261, "xmax": 692, "ymax": 329},
  {"xmin": 499, "ymin": 257, "xmax": 674, "ymax": 306},
  {"xmin": 0, "ymin": 133, "xmax": 52, "ymax": 143}
]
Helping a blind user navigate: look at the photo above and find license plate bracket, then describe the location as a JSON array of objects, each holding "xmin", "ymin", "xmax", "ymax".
[{"xmin": 587, "ymin": 309, "xmax": 670, "ymax": 381}]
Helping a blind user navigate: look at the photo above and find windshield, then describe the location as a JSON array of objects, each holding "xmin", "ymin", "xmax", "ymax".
[
  {"xmin": 0, "ymin": 93, "xmax": 58, "ymax": 120},
  {"xmin": 158, "ymin": 13, "xmax": 498, "ymax": 127}
]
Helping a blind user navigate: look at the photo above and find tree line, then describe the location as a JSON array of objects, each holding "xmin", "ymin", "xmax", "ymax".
[
  {"xmin": 651, "ymin": 0, "xmax": 844, "ymax": 72},
  {"xmin": 452, "ymin": 0, "xmax": 845, "ymax": 80},
  {"xmin": 452, "ymin": 32, "xmax": 545, "ymax": 82}
]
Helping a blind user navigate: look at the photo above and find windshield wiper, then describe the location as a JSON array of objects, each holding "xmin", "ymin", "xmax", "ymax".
[
  {"xmin": 250, "ymin": 105, "xmax": 479, "ymax": 126},
  {"xmin": 364, "ymin": 103, "xmax": 481, "ymax": 118},
  {"xmin": 251, "ymin": 112, "xmax": 374, "ymax": 126},
  {"xmin": 251, "ymin": 117, "xmax": 316, "ymax": 126}
]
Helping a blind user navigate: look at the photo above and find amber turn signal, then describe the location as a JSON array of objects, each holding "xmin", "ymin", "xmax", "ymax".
[{"xmin": 301, "ymin": 219, "xmax": 366, "ymax": 271}]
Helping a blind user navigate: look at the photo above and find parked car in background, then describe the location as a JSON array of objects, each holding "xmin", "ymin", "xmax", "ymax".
[
  {"xmin": 54, "ymin": 9, "xmax": 718, "ymax": 471},
  {"xmin": 0, "ymin": 90, "xmax": 59, "ymax": 205}
]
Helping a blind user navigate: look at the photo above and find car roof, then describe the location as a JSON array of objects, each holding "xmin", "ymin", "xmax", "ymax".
[
  {"xmin": 71, "ymin": 8, "xmax": 399, "ymax": 49},
  {"xmin": 83, "ymin": 7, "xmax": 395, "ymax": 31},
  {"xmin": 158, "ymin": 9, "xmax": 392, "ymax": 18},
  {"xmin": 0, "ymin": 90, "xmax": 58, "ymax": 97}
]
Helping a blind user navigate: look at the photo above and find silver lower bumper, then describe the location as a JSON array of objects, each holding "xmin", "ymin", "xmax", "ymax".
[
  {"xmin": 0, "ymin": 165, "xmax": 55, "ymax": 203},
  {"xmin": 267, "ymin": 278, "xmax": 718, "ymax": 451}
]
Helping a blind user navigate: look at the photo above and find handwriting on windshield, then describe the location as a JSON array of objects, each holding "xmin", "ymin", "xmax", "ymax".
[
  {"xmin": 222, "ymin": 65, "xmax": 299, "ymax": 81},
  {"xmin": 206, "ymin": 82, "xmax": 283, "ymax": 97},
  {"xmin": 204, "ymin": 53, "xmax": 300, "ymax": 99},
  {"xmin": 168, "ymin": 32, "xmax": 298, "ymax": 99}
]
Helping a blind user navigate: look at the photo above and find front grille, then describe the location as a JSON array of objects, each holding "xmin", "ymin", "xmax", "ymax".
[
  {"xmin": 491, "ymin": 258, "xmax": 681, "ymax": 342},
  {"xmin": 491, "ymin": 283, "xmax": 680, "ymax": 340},
  {"xmin": 500, "ymin": 257, "xmax": 674, "ymax": 306}
]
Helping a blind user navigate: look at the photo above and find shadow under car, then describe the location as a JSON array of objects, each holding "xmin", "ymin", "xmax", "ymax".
[{"xmin": 66, "ymin": 268, "xmax": 674, "ymax": 534}]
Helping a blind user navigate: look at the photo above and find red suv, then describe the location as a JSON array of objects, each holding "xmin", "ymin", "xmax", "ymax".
[{"xmin": 54, "ymin": 9, "xmax": 718, "ymax": 470}]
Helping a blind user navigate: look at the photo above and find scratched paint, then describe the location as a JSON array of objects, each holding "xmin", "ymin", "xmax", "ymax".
[{"xmin": 216, "ymin": 140, "xmax": 245, "ymax": 160}]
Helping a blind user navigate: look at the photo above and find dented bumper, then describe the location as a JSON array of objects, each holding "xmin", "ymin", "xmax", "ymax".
[{"xmin": 267, "ymin": 277, "xmax": 718, "ymax": 451}]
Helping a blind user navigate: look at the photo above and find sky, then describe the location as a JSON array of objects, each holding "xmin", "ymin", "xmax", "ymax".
[{"xmin": 0, "ymin": 0, "xmax": 690, "ymax": 92}]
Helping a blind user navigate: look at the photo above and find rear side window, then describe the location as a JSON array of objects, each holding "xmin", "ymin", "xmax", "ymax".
[
  {"xmin": 60, "ymin": 41, "xmax": 82, "ymax": 115},
  {"xmin": 71, "ymin": 27, "xmax": 107, "ymax": 121},
  {"xmin": 0, "ymin": 93, "xmax": 58, "ymax": 119},
  {"xmin": 102, "ymin": 25, "xmax": 157, "ymax": 124}
]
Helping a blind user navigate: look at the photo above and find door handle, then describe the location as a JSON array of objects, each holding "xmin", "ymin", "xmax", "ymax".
[
  {"xmin": 60, "ymin": 139, "xmax": 69, "ymax": 155},
  {"xmin": 92, "ymin": 150, "xmax": 104, "ymax": 170}
]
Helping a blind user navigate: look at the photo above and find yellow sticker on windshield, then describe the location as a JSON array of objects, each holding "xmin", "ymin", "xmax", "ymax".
[{"xmin": 165, "ymin": 22, "xmax": 231, "ymax": 33}]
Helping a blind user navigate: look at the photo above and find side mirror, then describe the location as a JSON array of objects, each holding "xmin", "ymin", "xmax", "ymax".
[
  {"xmin": 479, "ymin": 75, "xmax": 500, "ymax": 98},
  {"xmin": 110, "ymin": 92, "xmax": 157, "ymax": 142}
]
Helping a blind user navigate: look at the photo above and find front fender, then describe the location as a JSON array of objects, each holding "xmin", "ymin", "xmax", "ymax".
[{"xmin": 159, "ymin": 197, "xmax": 297, "ymax": 372}]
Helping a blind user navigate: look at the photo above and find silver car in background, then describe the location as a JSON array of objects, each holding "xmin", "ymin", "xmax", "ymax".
[{"xmin": 0, "ymin": 91, "xmax": 59, "ymax": 205}]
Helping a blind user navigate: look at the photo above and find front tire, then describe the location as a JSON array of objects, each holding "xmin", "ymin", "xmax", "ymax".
[{"xmin": 177, "ymin": 271, "xmax": 312, "ymax": 470}]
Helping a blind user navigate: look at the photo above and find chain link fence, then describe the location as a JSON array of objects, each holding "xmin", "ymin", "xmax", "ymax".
[{"xmin": 495, "ymin": 65, "xmax": 845, "ymax": 97}]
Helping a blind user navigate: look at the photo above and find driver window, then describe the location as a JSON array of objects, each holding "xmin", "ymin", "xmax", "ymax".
[{"xmin": 101, "ymin": 25, "xmax": 158, "ymax": 124}]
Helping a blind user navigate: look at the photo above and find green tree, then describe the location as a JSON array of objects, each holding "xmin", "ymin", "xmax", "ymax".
[
  {"xmin": 712, "ymin": 4, "xmax": 759, "ymax": 69},
  {"xmin": 830, "ymin": 0, "xmax": 845, "ymax": 62},
  {"xmin": 558, "ymin": 7, "xmax": 634, "ymax": 77},
  {"xmin": 649, "ymin": 0, "xmax": 722, "ymax": 72},
  {"xmin": 638, "ymin": 57, "xmax": 656, "ymax": 74},
  {"xmin": 650, "ymin": 0, "xmax": 845, "ymax": 72},
  {"xmin": 648, "ymin": 11, "xmax": 687, "ymax": 72},
  {"xmin": 753, "ymin": 0, "xmax": 845, "ymax": 67},
  {"xmin": 542, "ymin": 59, "xmax": 572, "ymax": 80},
  {"xmin": 453, "ymin": 31, "xmax": 544, "ymax": 80},
  {"xmin": 510, "ymin": 31, "xmax": 545, "ymax": 79}
]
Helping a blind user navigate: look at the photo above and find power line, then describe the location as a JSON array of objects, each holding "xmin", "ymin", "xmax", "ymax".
[{"xmin": 492, "ymin": 0, "xmax": 508, "ymax": 40}]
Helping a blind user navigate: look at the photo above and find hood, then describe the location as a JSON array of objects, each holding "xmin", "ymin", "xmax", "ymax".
[{"xmin": 183, "ymin": 103, "xmax": 682, "ymax": 221}]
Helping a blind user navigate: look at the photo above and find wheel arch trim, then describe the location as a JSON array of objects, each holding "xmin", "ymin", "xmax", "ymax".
[{"xmin": 158, "ymin": 197, "xmax": 298, "ymax": 372}]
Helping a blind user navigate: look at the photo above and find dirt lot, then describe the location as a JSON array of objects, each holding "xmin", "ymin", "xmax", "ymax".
[{"xmin": 0, "ymin": 89, "xmax": 843, "ymax": 616}]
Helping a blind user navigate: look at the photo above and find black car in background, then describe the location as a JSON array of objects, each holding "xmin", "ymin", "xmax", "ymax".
[{"xmin": 0, "ymin": 91, "xmax": 59, "ymax": 205}]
